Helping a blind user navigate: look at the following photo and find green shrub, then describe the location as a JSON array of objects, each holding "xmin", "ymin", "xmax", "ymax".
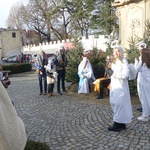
[
  {"xmin": 129, "ymin": 79, "xmax": 137, "ymax": 96},
  {"xmin": 24, "ymin": 140, "xmax": 50, "ymax": 150},
  {"xmin": 2, "ymin": 63, "xmax": 32, "ymax": 75},
  {"xmin": 66, "ymin": 45, "xmax": 107, "ymax": 84},
  {"xmin": 87, "ymin": 48, "xmax": 106, "ymax": 78},
  {"xmin": 66, "ymin": 44, "xmax": 83, "ymax": 84}
]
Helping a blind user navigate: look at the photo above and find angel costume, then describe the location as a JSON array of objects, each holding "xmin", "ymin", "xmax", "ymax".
[
  {"xmin": 108, "ymin": 46, "xmax": 133, "ymax": 131},
  {"xmin": 0, "ymin": 82, "xmax": 27, "ymax": 150},
  {"xmin": 134, "ymin": 48, "xmax": 150, "ymax": 121},
  {"xmin": 78, "ymin": 57, "xmax": 95, "ymax": 93}
]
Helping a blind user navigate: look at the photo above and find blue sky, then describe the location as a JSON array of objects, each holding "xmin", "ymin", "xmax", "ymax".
[{"xmin": 0, "ymin": 0, "xmax": 28, "ymax": 28}]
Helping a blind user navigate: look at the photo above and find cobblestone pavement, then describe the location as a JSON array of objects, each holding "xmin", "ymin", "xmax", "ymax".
[{"xmin": 7, "ymin": 71, "xmax": 150, "ymax": 150}]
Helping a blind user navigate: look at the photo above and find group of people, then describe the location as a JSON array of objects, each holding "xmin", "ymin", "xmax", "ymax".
[
  {"xmin": 0, "ymin": 41, "xmax": 149, "ymax": 150},
  {"xmin": 109, "ymin": 43, "xmax": 150, "ymax": 131},
  {"xmin": 35, "ymin": 46, "xmax": 67, "ymax": 97},
  {"xmin": 78, "ymin": 43, "xmax": 150, "ymax": 132}
]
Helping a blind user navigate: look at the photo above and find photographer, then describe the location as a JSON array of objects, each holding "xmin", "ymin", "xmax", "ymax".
[
  {"xmin": 0, "ymin": 72, "xmax": 27, "ymax": 150},
  {"xmin": 0, "ymin": 61, "xmax": 11, "ymax": 89}
]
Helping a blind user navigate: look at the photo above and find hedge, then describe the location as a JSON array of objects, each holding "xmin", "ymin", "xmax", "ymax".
[{"xmin": 2, "ymin": 63, "xmax": 32, "ymax": 75}]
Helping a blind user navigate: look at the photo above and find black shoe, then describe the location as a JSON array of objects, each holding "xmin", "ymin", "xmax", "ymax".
[
  {"xmin": 119, "ymin": 124, "xmax": 127, "ymax": 130},
  {"xmin": 96, "ymin": 95, "xmax": 103, "ymax": 99},
  {"xmin": 108, "ymin": 126, "xmax": 121, "ymax": 132},
  {"xmin": 137, "ymin": 107, "xmax": 142, "ymax": 112},
  {"xmin": 63, "ymin": 89, "xmax": 67, "ymax": 92},
  {"xmin": 108, "ymin": 122, "xmax": 121, "ymax": 132}
]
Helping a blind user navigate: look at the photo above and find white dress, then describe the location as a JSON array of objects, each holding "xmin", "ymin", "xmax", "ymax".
[
  {"xmin": 110, "ymin": 59, "xmax": 133, "ymax": 123},
  {"xmin": 78, "ymin": 57, "xmax": 95, "ymax": 94},
  {"xmin": 134, "ymin": 60, "xmax": 150, "ymax": 117}
]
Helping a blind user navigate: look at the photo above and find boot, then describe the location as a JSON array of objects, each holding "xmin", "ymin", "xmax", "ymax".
[
  {"xmin": 96, "ymin": 87, "xmax": 104, "ymax": 99},
  {"xmin": 108, "ymin": 122, "xmax": 121, "ymax": 132},
  {"xmin": 96, "ymin": 94, "xmax": 103, "ymax": 99},
  {"xmin": 119, "ymin": 123, "xmax": 126, "ymax": 130}
]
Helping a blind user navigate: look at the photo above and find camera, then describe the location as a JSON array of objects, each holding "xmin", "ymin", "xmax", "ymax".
[{"xmin": 2, "ymin": 76, "xmax": 11, "ymax": 85}]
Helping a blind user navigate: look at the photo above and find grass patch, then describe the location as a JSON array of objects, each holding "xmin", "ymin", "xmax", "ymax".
[
  {"xmin": 67, "ymin": 84, "xmax": 140, "ymax": 106},
  {"xmin": 24, "ymin": 140, "xmax": 50, "ymax": 150}
]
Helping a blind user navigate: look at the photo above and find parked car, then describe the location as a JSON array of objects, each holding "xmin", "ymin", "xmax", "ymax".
[
  {"xmin": 2, "ymin": 55, "xmax": 21, "ymax": 63},
  {"xmin": 2, "ymin": 57, "xmax": 9, "ymax": 62},
  {"xmin": 28, "ymin": 54, "xmax": 36, "ymax": 63}
]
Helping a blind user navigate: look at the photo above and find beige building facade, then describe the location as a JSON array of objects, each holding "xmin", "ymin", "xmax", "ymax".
[
  {"xmin": 0, "ymin": 28, "xmax": 22, "ymax": 58},
  {"xmin": 112, "ymin": 0, "xmax": 150, "ymax": 49}
]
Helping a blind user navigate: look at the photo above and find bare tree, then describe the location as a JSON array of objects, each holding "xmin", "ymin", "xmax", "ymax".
[
  {"xmin": 7, "ymin": 3, "xmax": 25, "ymax": 29},
  {"xmin": 6, "ymin": 0, "xmax": 117, "ymax": 43}
]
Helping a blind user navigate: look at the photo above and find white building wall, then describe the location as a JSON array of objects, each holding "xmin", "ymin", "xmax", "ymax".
[
  {"xmin": 22, "ymin": 35, "xmax": 111, "ymax": 55},
  {"xmin": 0, "ymin": 30, "xmax": 22, "ymax": 57}
]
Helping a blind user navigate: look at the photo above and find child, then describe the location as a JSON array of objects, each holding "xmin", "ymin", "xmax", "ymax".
[{"xmin": 46, "ymin": 59, "xmax": 58, "ymax": 97}]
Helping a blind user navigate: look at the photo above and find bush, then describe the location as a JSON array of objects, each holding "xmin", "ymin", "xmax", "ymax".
[
  {"xmin": 24, "ymin": 140, "xmax": 50, "ymax": 150},
  {"xmin": 87, "ymin": 48, "xmax": 106, "ymax": 78},
  {"xmin": 2, "ymin": 63, "xmax": 32, "ymax": 75},
  {"xmin": 66, "ymin": 44, "xmax": 83, "ymax": 84},
  {"xmin": 129, "ymin": 79, "xmax": 137, "ymax": 96},
  {"xmin": 66, "ymin": 45, "xmax": 107, "ymax": 84}
]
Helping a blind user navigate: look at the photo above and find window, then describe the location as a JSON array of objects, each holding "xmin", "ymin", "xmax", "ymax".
[{"xmin": 12, "ymin": 32, "xmax": 16, "ymax": 38}]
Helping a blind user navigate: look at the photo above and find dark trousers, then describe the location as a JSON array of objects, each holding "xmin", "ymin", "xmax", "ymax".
[
  {"xmin": 99, "ymin": 79, "xmax": 110, "ymax": 96},
  {"xmin": 57, "ymin": 69, "xmax": 66, "ymax": 92},
  {"xmin": 38, "ymin": 73, "xmax": 47, "ymax": 93},
  {"xmin": 48, "ymin": 84, "xmax": 54, "ymax": 93}
]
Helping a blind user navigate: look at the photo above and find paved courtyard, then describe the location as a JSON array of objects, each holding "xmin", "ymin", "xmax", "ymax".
[{"xmin": 7, "ymin": 70, "xmax": 150, "ymax": 150}]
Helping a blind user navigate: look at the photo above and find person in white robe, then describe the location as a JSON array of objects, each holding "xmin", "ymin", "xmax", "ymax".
[
  {"xmin": 78, "ymin": 56, "xmax": 95, "ymax": 94},
  {"xmin": 134, "ymin": 48, "xmax": 150, "ymax": 121},
  {"xmin": 0, "ymin": 81, "xmax": 27, "ymax": 150},
  {"xmin": 108, "ymin": 46, "xmax": 133, "ymax": 131},
  {"xmin": 135, "ymin": 42, "xmax": 147, "ymax": 112}
]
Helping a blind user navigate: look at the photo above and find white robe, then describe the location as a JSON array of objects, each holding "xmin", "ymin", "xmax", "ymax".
[
  {"xmin": 110, "ymin": 59, "xmax": 133, "ymax": 123},
  {"xmin": 0, "ymin": 82, "xmax": 27, "ymax": 150},
  {"xmin": 78, "ymin": 57, "xmax": 95, "ymax": 94},
  {"xmin": 134, "ymin": 60, "xmax": 150, "ymax": 117}
]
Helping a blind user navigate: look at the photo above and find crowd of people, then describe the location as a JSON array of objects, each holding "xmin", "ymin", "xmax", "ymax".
[
  {"xmin": 34, "ymin": 43, "xmax": 150, "ymax": 130},
  {"xmin": 77, "ymin": 42, "xmax": 150, "ymax": 131},
  {"xmin": 35, "ymin": 46, "xmax": 67, "ymax": 96},
  {"xmin": 0, "ymin": 40, "xmax": 149, "ymax": 150}
]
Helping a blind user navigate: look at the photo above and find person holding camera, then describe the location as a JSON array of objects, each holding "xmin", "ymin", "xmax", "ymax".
[
  {"xmin": 0, "ymin": 61, "xmax": 11, "ymax": 89},
  {"xmin": 108, "ymin": 46, "xmax": 133, "ymax": 131},
  {"xmin": 0, "ymin": 60, "xmax": 27, "ymax": 149}
]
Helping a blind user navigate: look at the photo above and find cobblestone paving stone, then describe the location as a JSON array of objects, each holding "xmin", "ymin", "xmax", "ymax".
[{"xmin": 7, "ymin": 71, "xmax": 150, "ymax": 150}]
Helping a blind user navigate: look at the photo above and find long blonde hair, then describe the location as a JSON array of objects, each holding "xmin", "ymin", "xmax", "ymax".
[{"xmin": 112, "ymin": 46, "xmax": 124, "ymax": 64}]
